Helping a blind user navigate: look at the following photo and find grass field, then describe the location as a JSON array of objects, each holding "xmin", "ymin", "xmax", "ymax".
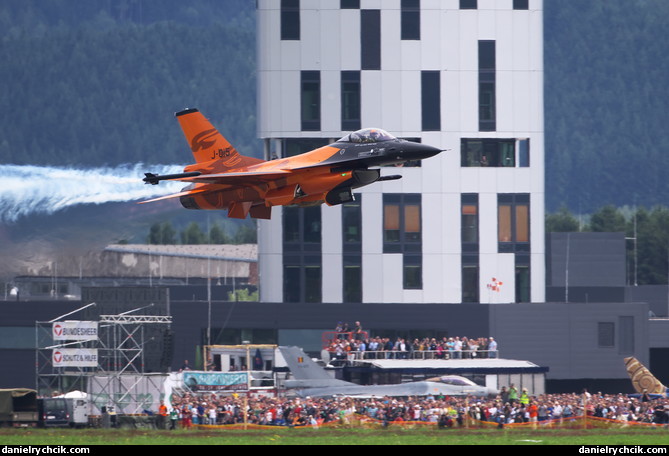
[{"xmin": 1, "ymin": 427, "xmax": 668, "ymax": 446}]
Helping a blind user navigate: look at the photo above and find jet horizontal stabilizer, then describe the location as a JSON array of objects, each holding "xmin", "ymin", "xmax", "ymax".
[{"xmin": 144, "ymin": 171, "xmax": 201, "ymax": 185}]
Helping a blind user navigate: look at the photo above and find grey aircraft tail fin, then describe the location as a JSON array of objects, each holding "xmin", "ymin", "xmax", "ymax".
[{"xmin": 279, "ymin": 346, "xmax": 352, "ymax": 389}]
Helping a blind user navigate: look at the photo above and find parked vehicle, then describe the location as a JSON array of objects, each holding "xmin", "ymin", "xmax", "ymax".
[
  {"xmin": 0, "ymin": 388, "xmax": 39, "ymax": 427},
  {"xmin": 38, "ymin": 397, "xmax": 69, "ymax": 427},
  {"xmin": 39, "ymin": 393, "xmax": 90, "ymax": 428}
]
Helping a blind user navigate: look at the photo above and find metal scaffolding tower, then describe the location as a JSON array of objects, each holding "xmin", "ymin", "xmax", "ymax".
[{"xmin": 36, "ymin": 304, "xmax": 172, "ymax": 415}]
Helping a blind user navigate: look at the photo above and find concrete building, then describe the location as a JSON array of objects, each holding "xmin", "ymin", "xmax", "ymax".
[{"xmin": 256, "ymin": 0, "xmax": 545, "ymax": 305}]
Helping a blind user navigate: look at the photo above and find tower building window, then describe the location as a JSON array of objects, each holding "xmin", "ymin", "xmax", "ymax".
[
  {"xmin": 479, "ymin": 40, "xmax": 496, "ymax": 132},
  {"xmin": 401, "ymin": 0, "xmax": 420, "ymax": 40},
  {"xmin": 281, "ymin": 0, "xmax": 300, "ymax": 40},
  {"xmin": 301, "ymin": 71, "xmax": 321, "ymax": 131}
]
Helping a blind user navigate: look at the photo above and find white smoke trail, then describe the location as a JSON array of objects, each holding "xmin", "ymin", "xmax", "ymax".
[{"xmin": 0, "ymin": 163, "xmax": 185, "ymax": 222}]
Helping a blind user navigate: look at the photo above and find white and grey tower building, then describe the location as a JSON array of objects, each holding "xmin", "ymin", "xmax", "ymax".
[{"xmin": 256, "ymin": 0, "xmax": 544, "ymax": 305}]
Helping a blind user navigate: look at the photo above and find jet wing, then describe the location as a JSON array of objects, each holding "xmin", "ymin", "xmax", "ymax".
[
  {"xmin": 290, "ymin": 381, "xmax": 483, "ymax": 399},
  {"xmin": 138, "ymin": 187, "xmax": 210, "ymax": 204},
  {"xmin": 160, "ymin": 170, "xmax": 292, "ymax": 185}
]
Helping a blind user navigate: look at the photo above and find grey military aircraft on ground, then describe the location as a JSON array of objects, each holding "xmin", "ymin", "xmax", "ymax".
[{"xmin": 279, "ymin": 346, "xmax": 497, "ymax": 399}]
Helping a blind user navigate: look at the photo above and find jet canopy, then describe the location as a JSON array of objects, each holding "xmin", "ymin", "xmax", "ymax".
[
  {"xmin": 338, "ymin": 128, "xmax": 396, "ymax": 144},
  {"xmin": 431, "ymin": 376, "xmax": 480, "ymax": 386}
]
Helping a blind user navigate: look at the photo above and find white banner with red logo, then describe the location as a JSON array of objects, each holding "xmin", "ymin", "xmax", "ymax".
[
  {"xmin": 52, "ymin": 321, "xmax": 98, "ymax": 341},
  {"xmin": 52, "ymin": 348, "xmax": 99, "ymax": 367}
]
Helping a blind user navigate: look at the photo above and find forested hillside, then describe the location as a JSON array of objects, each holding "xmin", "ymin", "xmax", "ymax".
[
  {"xmin": 1, "ymin": 0, "xmax": 667, "ymax": 211},
  {"xmin": 544, "ymin": 0, "xmax": 669, "ymax": 212},
  {"xmin": 0, "ymin": 0, "xmax": 259, "ymax": 167}
]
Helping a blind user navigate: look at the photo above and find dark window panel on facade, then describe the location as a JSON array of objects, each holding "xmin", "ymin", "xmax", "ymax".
[
  {"xmin": 281, "ymin": 0, "xmax": 300, "ymax": 40},
  {"xmin": 498, "ymin": 194, "xmax": 530, "ymax": 255},
  {"xmin": 341, "ymin": 71, "xmax": 361, "ymax": 131},
  {"xmin": 341, "ymin": 0, "xmax": 360, "ymax": 9},
  {"xmin": 383, "ymin": 194, "xmax": 422, "ymax": 290},
  {"xmin": 513, "ymin": 0, "xmax": 529, "ymax": 10},
  {"xmin": 461, "ymin": 194, "xmax": 479, "ymax": 247},
  {"xmin": 361, "ymin": 9, "xmax": 381, "ymax": 70},
  {"xmin": 403, "ymin": 255, "xmax": 422, "ymax": 290},
  {"xmin": 462, "ymin": 264, "xmax": 479, "ymax": 303},
  {"xmin": 343, "ymin": 262, "xmax": 362, "ymax": 302},
  {"xmin": 383, "ymin": 194, "xmax": 422, "ymax": 252},
  {"xmin": 343, "ymin": 196, "xmax": 362, "ymax": 302},
  {"xmin": 598, "ymin": 322, "xmax": 615, "ymax": 348},
  {"xmin": 479, "ymin": 41, "xmax": 496, "ymax": 132},
  {"xmin": 461, "ymin": 138, "xmax": 520, "ymax": 167},
  {"xmin": 283, "ymin": 205, "xmax": 322, "ymax": 303},
  {"xmin": 515, "ymin": 257, "xmax": 530, "ymax": 303},
  {"xmin": 343, "ymin": 196, "xmax": 362, "ymax": 245},
  {"xmin": 421, "ymin": 71, "xmax": 440, "ymax": 131},
  {"xmin": 460, "ymin": 0, "xmax": 477, "ymax": 9},
  {"xmin": 401, "ymin": 0, "xmax": 420, "ymax": 40},
  {"xmin": 301, "ymin": 71, "xmax": 321, "ymax": 131}
]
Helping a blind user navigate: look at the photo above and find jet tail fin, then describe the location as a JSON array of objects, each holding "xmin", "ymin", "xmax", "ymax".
[
  {"xmin": 175, "ymin": 108, "xmax": 264, "ymax": 169},
  {"xmin": 278, "ymin": 346, "xmax": 353, "ymax": 388},
  {"xmin": 624, "ymin": 357, "xmax": 667, "ymax": 395}
]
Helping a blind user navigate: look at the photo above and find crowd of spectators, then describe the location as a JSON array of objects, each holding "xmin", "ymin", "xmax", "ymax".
[
  {"xmin": 327, "ymin": 335, "xmax": 499, "ymax": 361},
  {"xmin": 164, "ymin": 391, "xmax": 669, "ymax": 429}
]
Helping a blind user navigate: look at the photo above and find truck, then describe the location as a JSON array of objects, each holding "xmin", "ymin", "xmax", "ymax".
[{"xmin": 0, "ymin": 388, "xmax": 39, "ymax": 427}]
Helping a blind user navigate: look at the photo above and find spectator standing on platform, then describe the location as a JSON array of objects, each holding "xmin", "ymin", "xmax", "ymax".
[{"xmin": 488, "ymin": 337, "xmax": 498, "ymax": 358}]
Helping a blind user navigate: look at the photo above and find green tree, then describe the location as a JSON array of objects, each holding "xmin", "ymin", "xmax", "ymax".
[
  {"xmin": 227, "ymin": 288, "xmax": 259, "ymax": 302},
  {"xmin": 147, "ymin": 221, "xmax": 176, "ymax": 244},
  {"xmin": 634, "ymin": 206, "xmax": 669, "ymax": 285},
  {"xmin": 546, "ymin": 206, "xmax": 581, "ymax": 233},
  {"xmin": 589, "ymin": 205, "xmax": 626, "ymax": 233},
  {"xmin": 209, "ymin": 223, "xmax": 230, "ymax": 244},
  {"xmin": 181, "ymin": 222, "xmax": 206, "ymax": 244},
  {"xmin": 233, "ymin": 223, "xmax": 257, "ymax": 244}
]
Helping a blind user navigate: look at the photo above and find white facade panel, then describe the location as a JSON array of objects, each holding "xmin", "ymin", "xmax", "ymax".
[
  {"xmin": 421, "ymin": 154, "xmax": 444, "ymax": 194},
  {"xmin": 511, "ymin": 12, "xmax": 531, "ymax": 72},
  {"xmin": 458, "ymin": 15, "xmax": 478, "ymax": 72},
  {"xmin": 322, "ymin": 252, "xmax": 343, "ymax": 303},
  {"xmin": 280, "ymin": 42, "xmax": 302, "ymax": 71},
  {"xmin": 259, "ymin": 253, "xmax": 283, "ymax": 303},
  {"xmin": 321, "ymin": 70, "xmax": 340, "ymax": 135},
  {"xmin": 495, "ymin": 11, "xmax": 514, "ymax": 71},
  {"xmin": 363, "ymin": 254, "xmax": 384, "ymax": 302},
  {"xmin": 383, "ymin": 253, "xmax": 404, "ymax": 302},
  {"xmin": 443, "ymin": 253, "xmax": 462, "ymax": 303},
  {"xmin": 361, "ymin": 71, "xmax": 383, "ymax": 128},
  {"xmin": 442, "ymin": 70, "xmax": 460, "ymax": 133},
  {"xmin": 512, "ymin": 71, "xmax": 532, "ymax": 131},
  {"xmin": 381, "ymin": 9, "xmax": 402, "ymax": 72},
  {"xmin": 301, "ymin": 9, "xmax": 321, "ymax": 69},
  {"xmin": 459, "ymin": 70, "xmax": 478, "ymax": 133},
  {"xmin": 478, "ymin": 192, "xmax": 498, "ymax": 256},
  {"xmin": 496, "ymin": 70, "xmax": 514, "ymax": 133},
  {"xmin": 422, "ymin": 251, "xmax": 442, "ymax": 302},
  {"xmin": 422, "ymin": 193, "xmax": 444, "ymax": 255},
  {"xmin": 339, "ymin": 9, "xmax": 361, "ymax": 70},
  {"xmin": 320, "ymin": 10, "xmax": 341, "ymax": 71},
  {"xmin": 361, "ymin": 192, "xmax": 383, "ymax": 255},
  {"xmin": 477, "ymin": 10, "xmax": 497, "ymax": 41},
  {"xmin": 400, "ymin": 71, "xmax": 422, "ymax": 134},
  {"xmin": 280, "ymin": 71, "xmax": 301, "ymax": 135},
  {"xmin": 381, "ymin": 71, "xmax": 402, "ymax": 132},
  {"xmin": 480, "ymin": 253, "xmax": 515, "ymax": 304}
]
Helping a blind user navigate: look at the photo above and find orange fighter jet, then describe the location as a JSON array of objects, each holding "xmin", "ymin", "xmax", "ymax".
[{"xmin": 142, "ymin": 108, "xmax": 444, "ymax": 219}]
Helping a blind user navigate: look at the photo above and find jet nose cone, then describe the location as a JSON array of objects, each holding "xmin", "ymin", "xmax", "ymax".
[{"xmin": 407, "ymin": 142, "xmax": 444, "ymax": 160}]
